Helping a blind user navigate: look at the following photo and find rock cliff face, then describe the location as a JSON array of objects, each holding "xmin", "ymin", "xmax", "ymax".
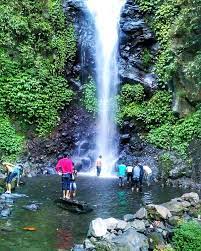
[{"xmin": 64, "ymin": 0, "xmax": 158, "ymax": 91}]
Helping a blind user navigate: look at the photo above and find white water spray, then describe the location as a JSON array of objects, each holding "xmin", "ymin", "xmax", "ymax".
[{"xmin": 86, "ymin": 0, "xmax": 126, "ymax": 175}]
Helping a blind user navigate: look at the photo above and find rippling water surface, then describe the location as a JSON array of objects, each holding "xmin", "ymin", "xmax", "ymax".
[{"xmin": 0, "ymin": 175, "xmax": 192, "ymax": 250}]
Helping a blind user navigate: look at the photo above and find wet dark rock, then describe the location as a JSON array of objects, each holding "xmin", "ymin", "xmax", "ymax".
[
  {"xmin": 23, "ymin": 203, "xmax": 40, "ymax": 211},
  {"xmin": 1, "ymin": 208, "xmax": 11, "ymax": 218}
]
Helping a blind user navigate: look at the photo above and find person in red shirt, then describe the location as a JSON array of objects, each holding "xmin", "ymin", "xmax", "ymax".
[{"xmin": 55, "ymin": 154, "xmax": 74, "ymax": 199}]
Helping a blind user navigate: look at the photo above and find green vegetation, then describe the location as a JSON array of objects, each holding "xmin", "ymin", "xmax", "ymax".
[
  {"xmin": 135, "ymin": 0, "xmax": 201, "ymax": 88},
  {"xmin": 141, "ymin": 48, "xmax": 153, "ymax": 70},
  {"xmin": 0, "ymin": 0, "xmax": 76, "ymax": 159},
  {"xmin": 118, "ymin": 83, "xmax": 201, "ymax": 155},
  {"xmin": 172, "ymin": 221, "xmax": 201, "ymax": 251},
  {"xmin": 82, "ymin": 79, "xmax": 97, "ymax": 114},
  {"xmin": 116, "ymin": 0, "xmax": 201, "ymax": 156},
  {"xmin": 0, "ymin": 117, "xmax": 24, "ymax": 161},
  {"xmin": 158, "ymin": 153, "xmax": 173, "ymax": 180}
]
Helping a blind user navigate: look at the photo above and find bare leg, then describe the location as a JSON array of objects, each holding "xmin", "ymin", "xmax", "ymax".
[
  {"xmin": 63, "ymin": 190, "xmax": 65, "ymax": 199},
  {"xmin": 66, "ymin": 190, "xmax": 70, "ymax": 199},
  {"xmin": 7, "ymin": 183, "xmax": 12, "ymax": 193}
]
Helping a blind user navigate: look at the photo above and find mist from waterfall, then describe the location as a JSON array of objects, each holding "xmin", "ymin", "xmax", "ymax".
[{"xmin": 86, "ymin": 0, "xmax": 126, "ymax": 175}]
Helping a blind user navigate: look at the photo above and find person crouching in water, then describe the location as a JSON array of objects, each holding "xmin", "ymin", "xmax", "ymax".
[
  {"xmin": 131, "ymin": 163, "xmax": 141, "ymax": 192},
  {"xmin": 70, "ymin": 163, "xmax": 77, "ymax": 199},
  {"xmin": 3, "ymin": 162, "xmax": 22, "ymax": 194},
  {"xmin": 117, "ymin": 160, "xmax": 127, "ymax": 187},
  {"xmin": 55, "ymin": 154, "xmax": 74, "ymax": 200}
]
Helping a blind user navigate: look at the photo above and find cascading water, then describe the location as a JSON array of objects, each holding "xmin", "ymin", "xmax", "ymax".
[{"xmin": 86, "ymin": 0, "xmax": 126, "ymax": 176}]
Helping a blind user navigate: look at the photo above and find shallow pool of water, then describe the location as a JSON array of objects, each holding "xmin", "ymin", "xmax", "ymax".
[{"xmin": 0, "ymin": 175, "xmax": 194, "ymax": 250}]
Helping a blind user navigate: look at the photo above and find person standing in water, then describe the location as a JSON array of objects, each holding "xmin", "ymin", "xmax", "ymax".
[
  {"xmin": 55, "ymin": 154, "xmax": 74, "ymax": 200},
  {"xmin": 143, "ymin": 165, "xmax": 152, "ymax": 186},
  {"xmin": 96, "ymin": 155, "xmax": 102, "ymax": 177},
  {"xmin": 126, "ymin": 164, "xmax": 133, "ymax": 185},
  {"xmin": 117, "ymin": 160, "xmax": 127, "ymax": 187},
  {"xmin": 132, "ymin": 163, "xmax": 141, "ymax": 192},
  {"xmin": 70, "ymin": 163, "xmax": 77, "ymax": 198}
]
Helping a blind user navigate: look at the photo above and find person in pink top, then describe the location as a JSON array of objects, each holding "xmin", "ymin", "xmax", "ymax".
[{"xmin": 55, "ymin": 154, "xmax": 74, "ymax": 199}]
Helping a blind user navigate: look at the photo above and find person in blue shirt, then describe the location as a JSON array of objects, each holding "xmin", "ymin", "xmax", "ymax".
[
  {"xmin": 132, "ymin": 163, "xmax": 141, "ymax": 192},
  {"xmin": 117, "ymin": 160, "xmax": 127, "ymax": 187}
]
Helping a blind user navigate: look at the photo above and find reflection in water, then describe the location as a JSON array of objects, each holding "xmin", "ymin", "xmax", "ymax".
[
  {"xmin": 117, "ymin": 191, "xmax": 127, "ymax": 207},
  {"xmin": 0, "ymin": 175, "xmax": 193, "ymax": 250},
  {"xmin": 55, "ymin": 228, "xmax": 73, "ymax": 250}
]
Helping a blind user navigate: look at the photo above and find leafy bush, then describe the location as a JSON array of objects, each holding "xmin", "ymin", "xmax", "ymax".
[
  {"xmin": 141, "ymin": 48, "xmax": 153, "ymax": 69},
  {"xmin": 82, "ymin": 79, "xmax": 97, "ymax": 114},
  {"xmin": 147, "ymin": 109, "xmax": 201, "ymax": 155},
  {"xmin": 172, "ymin": 221, "xmax": 201, "ymax": 251},
  {"xmin": 158, "ymin": 153, "xmax": 174, "ymax": 180},
  {"xmin": 143, "ymin": 91, "xmax": 175, "ymax": 127},
  {"xmin": 0, "ymin": 116, "xmax": 24, "ymax": 161},
  {"xmin": 0, "ymin": 0, "xmax": 76, "ymax": 135},
  {"xmin": 120, "ymin": 84, "xmax": 144, "ymax": 103}
]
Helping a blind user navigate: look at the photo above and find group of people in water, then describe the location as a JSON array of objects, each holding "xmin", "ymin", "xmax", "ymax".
[
  {"xmin": 117, "ymin": 160, "xmax": 152, "ymax": 191},
  {"xmin": 1, "ymin": 154, "xmax": 152, "ymax": 200},
  {"xmin": 95, "ymin": 155, "xmax": 152, "ymax": 191}
]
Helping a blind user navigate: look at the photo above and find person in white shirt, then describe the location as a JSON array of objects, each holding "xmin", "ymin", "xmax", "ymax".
[
  {"xmin": 143, "ymin": 165, "xmax": 152, "ymax": 186},
  {"xmin": 126, "ymin": 165, "xmax": 133, "ymax": 184}
]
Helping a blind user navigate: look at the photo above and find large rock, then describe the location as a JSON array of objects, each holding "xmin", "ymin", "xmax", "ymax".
[
  {"xmin": 103, "ymin": 218, "xmax": 118, "ymax": 231},
  {"xmin": 88, "ymin": 218, "xmax": 107, "ymax": 238},
  {"xmin": 135, "ymin": 207, "xmax": 147, "ymax": 219},
  {"xmin": 181, "ymin": 192, "xmax": 199, "ymax": 204},
  {"xmin": 147, "ymin": 204, "xmax": 172, "ymax": 220},
  {"xmin": 112, "ymin": 228, "xmax": 149, "ymax": 251},
  {"xmin": 130, "ymin": 219, "xmax": 146, "ymax": 232},
  {"xmin": 116, "ymin": 220, "xmax": 127, "ymax": 231},
  {"xmin": 162, "ymin": 198, "xmax": 191, "ymax": 214},
  {"xmin": 123, "ymin": 214, "xmax": 135, "ymax": 222}
]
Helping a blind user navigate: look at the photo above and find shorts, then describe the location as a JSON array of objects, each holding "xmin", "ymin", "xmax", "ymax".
[
  {"xmin": 70, "ymin": 182, "xmax": 77, "ymax": 191},
  {"xmin": 62, "ymin": 177, "xmax": 70, "ymax": 191},
  {"xmin": 132, "ymin": 177, "xmax": 140, "ymax": 187},
  {"xmin": 5, "ymin": 172, "xmax": 17, "ymax": 183}
]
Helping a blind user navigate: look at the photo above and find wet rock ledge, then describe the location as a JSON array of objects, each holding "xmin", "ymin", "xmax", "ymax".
[{"xmin": 72, "ymin": 192, "xmax": 201, "ymax": 251}]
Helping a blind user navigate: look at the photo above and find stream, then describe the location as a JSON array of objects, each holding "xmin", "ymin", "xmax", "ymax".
[{"xmin": 0, "ymin": 175, "xmax": 192, "ymax": 250}]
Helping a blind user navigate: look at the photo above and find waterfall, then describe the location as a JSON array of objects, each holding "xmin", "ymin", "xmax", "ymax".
[{"xmin": 86, "ymin": 0, "xmax": 126, "ymax": 175}]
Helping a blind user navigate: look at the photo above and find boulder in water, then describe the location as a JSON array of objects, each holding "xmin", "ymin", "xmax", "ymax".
[
  {"xmin": 23, "ymin": 204, "xmax": 40, "ymax": 211},
  {"xmin": 88, "ymin": 218, "xmax": 107, "ymax": 238},
  {"xmin": 1, "ymin": 208, "xmax": 11, "ymax": 218},
  {"xmin": 147, "ymin": 204, "xmax": 172, "ymax": 220}
]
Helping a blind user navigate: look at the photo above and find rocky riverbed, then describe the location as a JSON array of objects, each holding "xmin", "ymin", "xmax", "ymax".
[{"xmin": 73, "ymin": 192, "xmax": 201, "ymax": 251}]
